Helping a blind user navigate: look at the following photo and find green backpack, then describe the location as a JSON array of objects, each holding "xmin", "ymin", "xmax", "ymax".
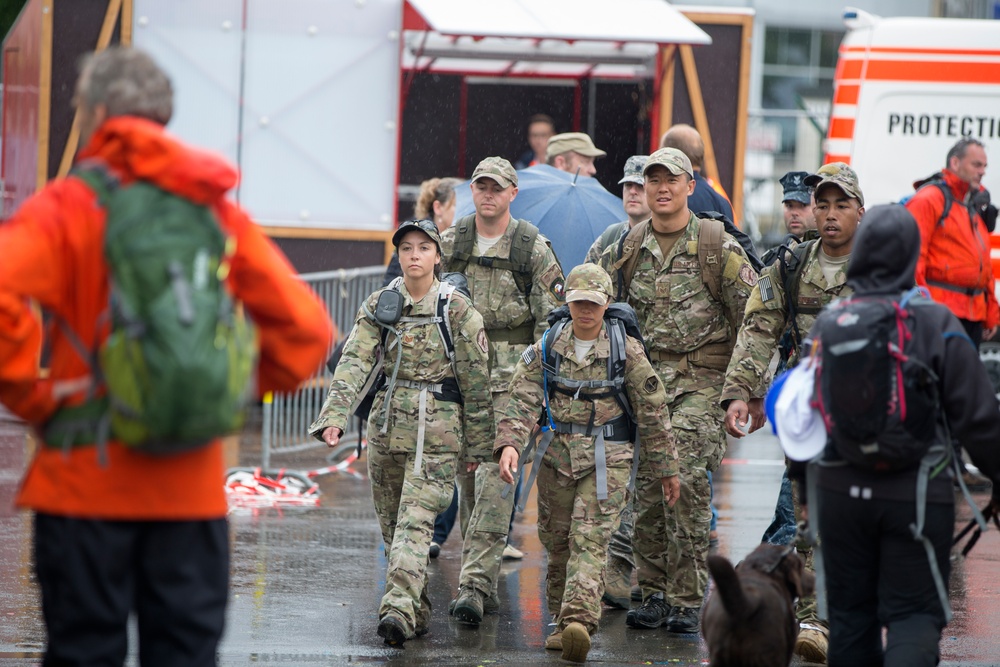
[{"xmin": 46, "ymin": 165, "xmax": 258, "ymax": 455}]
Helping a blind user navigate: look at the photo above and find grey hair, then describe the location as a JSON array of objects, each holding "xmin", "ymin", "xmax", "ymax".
[
  {"xmin": 946, "ymin": 137, "xmax": 986, "ymax": 167},
  {"xmin": 77, "ymin": 47, "xmax": 173, "ymax": 125}
]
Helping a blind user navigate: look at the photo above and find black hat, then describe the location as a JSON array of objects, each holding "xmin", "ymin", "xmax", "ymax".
[
  {"xmin": 391, "ymin": 219, "xmax": 442, "ymax": 253},
  {"xmin": 780, "ymin": 171, "xmax": 812, "ymax": 205}
]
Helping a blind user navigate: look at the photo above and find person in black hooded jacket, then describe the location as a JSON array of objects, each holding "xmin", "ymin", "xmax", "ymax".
[{"xmin": 792, "ymin": 203, "xmax": 1000, "ymax": 667}]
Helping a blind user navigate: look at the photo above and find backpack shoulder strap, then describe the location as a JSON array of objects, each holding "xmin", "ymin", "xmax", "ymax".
[
  {"xmin": 606, "ymin": 319, "xmax": 634, "ymax": 421},
  {"xmin": 436, "ymin": 281, "xmax": 458, "ymax": 376},
  {"xmin": 614, "ymin": 220, "xmax": 649, "ymax": 302},
  {"xmin": 448, "ymin": 215, "xmax": 477, "ymax": 272},
  {"xmin": 509, "ymin": 219, "xmax": 540, "ymax": 298},
  {"xmin": 697, "ymin": 216, "xmax": 725, "ymax": 302}
]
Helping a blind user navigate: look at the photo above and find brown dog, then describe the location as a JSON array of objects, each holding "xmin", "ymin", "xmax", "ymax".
[{"xmin": 702, "ymin": 544, "xmax": 814, "ymax": 667}]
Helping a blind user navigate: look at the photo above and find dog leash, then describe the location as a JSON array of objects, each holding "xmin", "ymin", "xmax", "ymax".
[{"xmin": 953, "ymin": 501, "xmax": 1000, "ymax": 557}]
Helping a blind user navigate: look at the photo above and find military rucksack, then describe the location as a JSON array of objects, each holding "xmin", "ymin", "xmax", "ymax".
[
  {"xmin": 448, "ymin": 215, "xmax": 540, "ymax": 298},
  {"xmin": 46, "ymin": 164, "xmax": 258, "ymax": 454},
  {"xmin": 325, "ymin": 273, "xmax": 469, "ymax": 421},
  {"xmin": 538, "ymin": 302, "xmax": 647, "ymax": 438}
]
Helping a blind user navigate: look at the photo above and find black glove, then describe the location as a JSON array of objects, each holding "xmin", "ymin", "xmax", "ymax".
[{"xmin": 971, "ymin": 186, "xmax": 991, "ymax": 212}]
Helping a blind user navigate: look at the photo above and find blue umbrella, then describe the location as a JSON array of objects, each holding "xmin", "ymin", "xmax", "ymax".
[{"xmin": 454, "ymin": 164, "xmax": 625, "ymax": 270}]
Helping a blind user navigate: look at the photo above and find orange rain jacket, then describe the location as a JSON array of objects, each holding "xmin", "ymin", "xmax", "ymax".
[
  {"xmin": 0, "ymin": 117, "xmax": 334, "ymax": 520},
  {"xmin": 906, "ymin": 169, "xmax": 999, "ymax": 329}
]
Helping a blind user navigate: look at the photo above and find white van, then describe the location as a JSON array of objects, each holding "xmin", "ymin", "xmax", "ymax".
[
  {"xmin": 823, "ymin": 8, "xmax": 1000, "ymax": 209},
  {"xmin": 822, "ymin": 8, "xmax": 1000, "ymax": 388}
]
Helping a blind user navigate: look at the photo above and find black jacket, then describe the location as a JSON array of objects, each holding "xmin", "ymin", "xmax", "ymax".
[{"xmin": 794, "ymin": 204, "xmax": 1000, "ymax": 504}]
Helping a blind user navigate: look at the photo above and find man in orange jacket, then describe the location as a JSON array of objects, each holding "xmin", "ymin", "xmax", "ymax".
[
  {"xmin": 907, "ymin": 137, "xmax": 999, "ymax": 346},
  {"xmin": 907, "ymin": 137, "xmax": 997, "ymax": 492},
  {"xmin": 0, "ymin": 48, "xmax": 333, "ymax": 665}
]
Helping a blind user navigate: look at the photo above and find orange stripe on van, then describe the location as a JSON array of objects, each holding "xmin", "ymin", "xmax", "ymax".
[
  {"xmin": 837, "ymin": 59, "xmax": 864, "ymax": 80},
  {"xmin": 834, "ymin": 84, "xmax": 860, "ymax": 105},
  {"xmin": 843, "ymin": 45, "xmax": 1000, "ymax": 58},
  {"xmin": 864, "ymin": 59, "xmax": 1000, "ymax": 83},
  {"xmin": 828, "ymin": 118, "xmax": 855, "ymax": 139}
]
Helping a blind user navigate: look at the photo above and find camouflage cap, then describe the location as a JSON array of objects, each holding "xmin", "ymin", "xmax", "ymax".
[
  {"xmin": 618, "ymin": 154, "xmax": 650, "ymax": 185},
  {"xmin": 471, "ymin": 156, "xmax": 518, "ymax": 188},
  {"xmin": 642, "ymin": 147, "xmax": 694, "ymax": 179},
  {"xmin": 546, "ymin": 132, "xmax": 607, "ymax": 161},
  {"xmin": 392, "ymin": 218, "xmax": 442, "ymax": 253},
  {"xmin": 564, "ymin": 263, "xmax": 612, "ymax": 306},
  {"xmin": 779, "ymin": 171, "xmax": 811, "ymax": 205},
  {"xmin": 804, "ymin": 162, "xmax": 865, "ymax": 207}
]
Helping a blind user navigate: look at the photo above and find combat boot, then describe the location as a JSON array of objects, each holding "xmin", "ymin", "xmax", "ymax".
[
  {"xmin": 377, "ymin": 612, "xmax": 409, "ymax": 646},
  {"xmin": 795, "ymin": 623, "xmax": 829, "ymax": 664},
  {"xmin": 452, "ymin": 586, "xmax": 484, "ymax": 625},
  {"xmin": 561, "ymin": 622, "xmax": 591, "ymax": 663},
  {"xmin": 602, "ymin": 556, "xmax": 633, "ymax": 609},
  {"xmin": 666, "ymin": 606, "xmax": 700, "ymax": 634},
  {"xmin": 544, "ymin": 629, "xmax": 562, "ymax": 651},
  {"xmin": 626, "ymin": 593, "xmax": 671, "ymax": 629}
]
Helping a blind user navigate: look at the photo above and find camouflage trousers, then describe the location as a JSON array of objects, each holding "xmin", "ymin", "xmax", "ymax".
[
  {"xmin": 456, "ymin": 392, "xmax": 514, "ymax": 597},
  {"xmin": 456, "ymin": 461, "xmax": 515, "ymax": 597},
  {"xmin": 537, "ymin": 457, "xmax": 630, "ymax": 633},
  {"xmin": 368, "ymin": 437, "xmax": 457, "ymax": 635},
  {"xmin": 633, "ymin": 386, "xmax": 725, "ymax": 608}
]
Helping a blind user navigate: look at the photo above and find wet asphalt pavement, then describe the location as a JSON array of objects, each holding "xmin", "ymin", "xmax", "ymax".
[{"xmin": 2, "ymin": 414, "xmax": 1000, "ymax": 666}]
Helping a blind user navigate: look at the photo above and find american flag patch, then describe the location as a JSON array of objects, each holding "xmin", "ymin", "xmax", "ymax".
[
  {"xmin": 521, "ymin": 346, "xmax": 537, "ymax": 366},
  {"xmin": 758, "ymin": 276, "xmax": 775, "ymax": 303}
]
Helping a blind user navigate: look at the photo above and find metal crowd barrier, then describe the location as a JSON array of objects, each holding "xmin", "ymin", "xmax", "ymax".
[{"xmin": 260, "ymin": 265, "xmax": 385, "ymax": 468}]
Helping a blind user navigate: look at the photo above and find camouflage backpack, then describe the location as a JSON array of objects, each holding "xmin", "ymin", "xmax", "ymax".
[{"xmin": 45, "ymin": 164, "xmax": 258, "ymax": 454}]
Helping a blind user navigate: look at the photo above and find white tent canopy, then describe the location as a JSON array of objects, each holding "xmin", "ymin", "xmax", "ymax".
[{"xmin": 403, "ymin": 0, "xmax": 712, "ymax": 78}]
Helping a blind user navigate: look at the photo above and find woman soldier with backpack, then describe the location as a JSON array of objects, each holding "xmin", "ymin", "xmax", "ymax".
[
  {"xmin": 309, "ymin": 219, "xmax": 494, "ymax": 646},
  {"xmin": 495, "ymin": 263, "xmax": 680, "ymax": 664}
]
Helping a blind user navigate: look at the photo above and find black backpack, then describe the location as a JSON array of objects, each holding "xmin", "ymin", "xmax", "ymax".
[
  {"xmin": 540, "ymin": 302, "xmax": 647, "ymax": 435},
  {"xmin": 813, "ymin": 288, "xmax": 942, "ymax": 471},
  {"xmin": 325, "ymin": 272, "xmax": 470, "ymax": 420}
]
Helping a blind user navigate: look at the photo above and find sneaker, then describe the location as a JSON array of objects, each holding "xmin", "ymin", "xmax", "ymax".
[
  {"xmin": 429, "ymin": 542, "xmax": 441, "ymax": 558},
  {"xmin": 602, "ymin": 556, "xmax": 633, "ymax": 609},
  {"xmin": 561, "ymin": 622, "xmax": 591, "ymax": 663},
  {"xmin": 452, "ymin": 586, "xmax": 484, "ymax": 625},
  {"xmin": 377, "ymin": 613, "xmax": 409, "ymax": 646},
  {"xmin": 626, "ymin": 593, "xmax": 671, "ymax": 629},
  {"xmin": 795, "ymin": 624, "xmax": 829, "ymax": 664},
  {"xmin": 666, "ymin": 606, "xmax": 700, "ymax": 634},
  {"xmin": 544, "ymin": 629, "xmax": 562, "ymax": 651},
  {"xmin": 502, "ymin": 544, "xmax": 524, "ymax": 560}
]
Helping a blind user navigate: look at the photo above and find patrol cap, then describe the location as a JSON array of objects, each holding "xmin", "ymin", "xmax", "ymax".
[
  {"xmin": 804, "ymin": 162, "xmax": 865, "ymax": 207},
  {"xmin": 564, "ymin": 263, "xmax": 613, "ymax": 307},
  {"xmin": 392, "ymin": 218, "xmax": 442, "ymax": 254},
  {"xmin": 545, "ymin": 132, "xmax": 607, "ymax": 161},
  {"xmin": 471, "ymin": 156, "xmax": 518, "ymax": 189},
  {"xmin": 618, "ymin": 155, "xmax": 649, "ymax": 186},
  {"xmin": 780, "ymin": 171, "xmax": 812, "ymax": 205},
  {"xmin": 642, "ymin": 147, "xmax": 694, "ymax": 180}
]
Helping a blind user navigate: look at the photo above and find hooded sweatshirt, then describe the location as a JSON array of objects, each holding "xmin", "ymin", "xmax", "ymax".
[{"xmin": 799, "ymin": 204, "xmax": 1000, "ymax": 504}]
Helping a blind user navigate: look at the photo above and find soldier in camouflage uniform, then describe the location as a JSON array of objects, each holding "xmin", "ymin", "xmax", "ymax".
[
  {"xmin": 721, "ymin": 162, "xmax": 865, "ymax": 663},
  {"xmin": 439, "ymin": 156, "xmax": 566, "ymax": 625},
  {"xmin": 309, "ymin": 219, "xmax": 494, "ymax": 646},
  {"xmin": 495, "ymin": 263, "xmax": 680, "ymax": 663},
  {"xmin": 598, "ymin": 147, "xmax": 758, "ymax": 634},
  {"xmin": 583, "ymin": 155, "xmax": 650, "ymax": 265}
]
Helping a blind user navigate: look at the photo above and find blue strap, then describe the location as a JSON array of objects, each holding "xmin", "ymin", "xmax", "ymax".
[{"xmin": 541, "ymin": 328, "xmax": 556, "ymax": 432}]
